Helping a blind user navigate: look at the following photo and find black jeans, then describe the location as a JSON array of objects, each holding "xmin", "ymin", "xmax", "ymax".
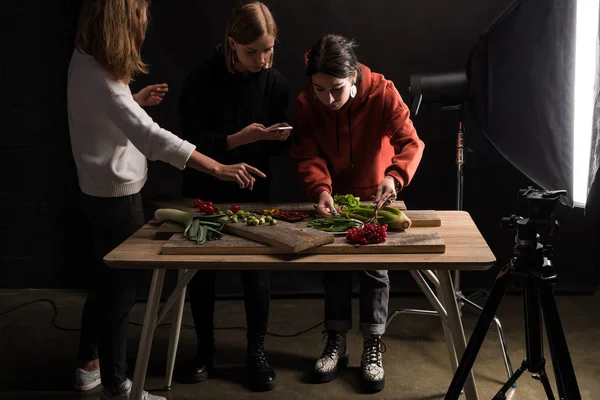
[
  {"xmin": 323, "ymin": 270, "xmax": 390, "ymax": 335},
  {"xmin": 77, "ymin": 192, "xmax": 145, "ymax": 389},
  {"xmin": 188, "ymin": 270, "xmax": 270, "ymax": 360}
]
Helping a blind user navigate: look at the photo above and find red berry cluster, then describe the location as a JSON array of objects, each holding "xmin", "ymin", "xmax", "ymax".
[
  {"xmin": 346, "ymin": 223, "xmax": 388, "ymax": 245},
  {"xmin": 194, "ymin": 199, "xmax": 215, "ymax": 215}
]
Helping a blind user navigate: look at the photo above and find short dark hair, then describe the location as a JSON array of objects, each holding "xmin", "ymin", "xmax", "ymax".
[{"xmin": 305, "ymin": 34, "xmax": 362, "ymax": 83}]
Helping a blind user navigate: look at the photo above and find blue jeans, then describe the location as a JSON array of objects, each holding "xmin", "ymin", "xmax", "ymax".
[{"xmin": 323, "ymin": 270, "xmax": 390, "ymax": 335}]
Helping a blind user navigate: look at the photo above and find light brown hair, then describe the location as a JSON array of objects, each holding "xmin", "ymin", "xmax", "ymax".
[
  {"xmin": 224, "ymin": 1, "xmax": 278, "ymax": 73},
  {"xmin": 76, "ymin": 0, "xmax": 150, "ymax": 83}
]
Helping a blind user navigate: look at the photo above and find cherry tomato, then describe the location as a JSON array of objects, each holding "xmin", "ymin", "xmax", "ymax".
[
  {"xmin": 199, "ymin": 203, "xmax": 208, "ymax": 212},
  {"xmin": 205, "ymin": 206, "xmax": 215, "ymax": 215},
  {"xmin": 230, "ymin": 205, "xmax": 240, "ymax": 213},
  {"xmin": 194, "ymin": 199, "xmax": 203, "ymax": 208},
  {"xmin": 206, "ymin": 201, "xmax": 214, "ymax": 208}
]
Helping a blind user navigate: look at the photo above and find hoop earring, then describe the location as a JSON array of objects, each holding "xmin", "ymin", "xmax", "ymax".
[{"xmin": 350, "ymin": 83, "xmax": 357, "ymax": 98}]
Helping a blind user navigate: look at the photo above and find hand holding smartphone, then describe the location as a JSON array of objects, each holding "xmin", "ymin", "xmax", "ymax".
[
  {"xmin": 267, "ymin": 125, "xmax": 293, "ymax": 132},
  {"xmin": 266, "ymin": 123, "xmax": 293, "ymax": 141}
]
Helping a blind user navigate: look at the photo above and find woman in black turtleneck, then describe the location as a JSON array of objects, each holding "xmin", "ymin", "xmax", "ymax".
[{"xmin": 178, "ymin": 2, "xmax": 290, "ymax": 392}]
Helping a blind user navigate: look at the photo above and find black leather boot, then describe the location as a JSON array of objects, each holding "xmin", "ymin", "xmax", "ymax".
[
  {"xmin": 246, "ymin": 334, "xmax": 276, "ymax": 391},
  {"xmin": 179, "ymin": 336, "xmax": 214, "ymax": 384}
]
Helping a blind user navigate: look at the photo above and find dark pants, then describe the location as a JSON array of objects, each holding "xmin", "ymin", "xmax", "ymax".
[
  {"xmin": 188, "ymin": 270, "xmax": 270, "ymax": 360},
  {"xmin": 323, "ymin": 270, "xmax": 390, "ymax": 335},
  {"xmin": 77, "ymin": 192, "xmax": 145, "ymax": 389}
]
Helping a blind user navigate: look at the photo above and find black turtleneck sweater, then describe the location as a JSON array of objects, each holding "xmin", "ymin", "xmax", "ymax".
[{"xmin": 179, "ymin": 46, "xmax": 290, "ymax": 203}]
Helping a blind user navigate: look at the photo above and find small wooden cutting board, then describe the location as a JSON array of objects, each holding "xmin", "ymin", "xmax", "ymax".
[{"xmin": 221, "ymin": 219, "xmax": 334, "ymax": 253}]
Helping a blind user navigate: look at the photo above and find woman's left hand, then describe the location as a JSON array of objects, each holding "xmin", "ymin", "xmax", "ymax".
[
  {"xmin": 373, "ymin": 175, "xmax": 397, "ymax": 210},
  {"xmin": 133, "ymin": 83, "xmax": 169, "ymax": 107}
]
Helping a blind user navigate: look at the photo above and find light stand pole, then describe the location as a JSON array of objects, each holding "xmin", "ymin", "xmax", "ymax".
[{"xmin": 387, "ymin": 72, "xmax": 514, "ymax": 384}]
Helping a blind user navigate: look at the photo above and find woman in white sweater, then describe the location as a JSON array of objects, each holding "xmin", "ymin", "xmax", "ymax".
[{"xmin": 67, "ymin": 1, "xmax": 265, "ymax": 399}]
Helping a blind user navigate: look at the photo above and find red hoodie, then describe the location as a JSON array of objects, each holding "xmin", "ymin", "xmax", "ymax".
[{"xmin": 291, "ymin": 64, "xmax": 425, "ymax": 202}]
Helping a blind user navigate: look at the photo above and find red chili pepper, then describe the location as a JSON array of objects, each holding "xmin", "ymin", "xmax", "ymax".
[{"xmin": 230, "ymin": 205, "xmax": 240, "ymax": 213}]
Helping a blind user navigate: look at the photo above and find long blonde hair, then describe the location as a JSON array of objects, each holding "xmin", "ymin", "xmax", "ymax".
[
  {"xmin": 76, "ymin": 0, "xmax": 150, "ymax": 83},
  {"xmin": 224, "ymin": 1, "xmax": 278, "ymax": 74}
]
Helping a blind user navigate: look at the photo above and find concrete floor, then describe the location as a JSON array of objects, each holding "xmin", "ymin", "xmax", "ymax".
[{"xmin": 1, "ymin": 289, "xmax": 599, "ymax": 399}]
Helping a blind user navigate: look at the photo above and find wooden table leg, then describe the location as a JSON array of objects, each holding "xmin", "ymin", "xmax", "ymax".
[
  {"xmin": 437, "ymin": 270, "xmax": 479, "ymax": 400},
  {"xmin": 436, "ymin": 279, "xmax": 459, "ymax": 373},
  {"xmin": 130, "ymin": 268, "xmax": 166, "ymax": 400},
  {"xmin": 165, "ymin": 269, "xmax": 188, "ymax": 390}
]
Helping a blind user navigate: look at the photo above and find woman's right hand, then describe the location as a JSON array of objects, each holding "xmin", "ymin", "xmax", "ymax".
[
  {"xmin": 315, "ymin": 190, "xmax": 337, "ymax": 216},
  {"xmin": 240, "ymin": 123, "xmax": 270, "ymax": 143},
  {"xmin": 214, "ymin": 163, "xmax": 266, "ymax": 190}
]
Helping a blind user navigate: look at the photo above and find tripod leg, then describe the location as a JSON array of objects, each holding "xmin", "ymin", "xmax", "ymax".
[
  {"xmin": 444, "ymin": 263, "xmax": 512, "ymax": 400},
  {"xmin": 540, "ymin": 290, "xmax": 582, "ymax": 400},
  {"xmin": 522, "ymin": 284, "xmax": 544, "ymax": 373},
  {"xmin": 493, "ymin": 360, "xmax": 528, "ymax": 399},
  {"xmin": 537, "ymin": 369, "xmax": 556, "ymax": 400}
]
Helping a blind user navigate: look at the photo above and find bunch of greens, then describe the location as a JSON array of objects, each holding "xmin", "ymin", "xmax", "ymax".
[
  {"xmin": 333, "ymin": 194, "xmax": 361, "ymax": 208},
  {"xmin": 340, "ymin": 204, "xmax": 412, "ymax": 230},
  {"xmin": 307, "ymin": 215, "xmax": 363, "ymax": 232},
  {"xmin": 154, "ymin": 209, "xmax": 226, "ymax": 245}
]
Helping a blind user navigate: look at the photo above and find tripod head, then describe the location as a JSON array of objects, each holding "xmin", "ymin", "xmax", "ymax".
[{"xmin": 501, "ymin": 187, "xmax": 567, "ymax": 245}]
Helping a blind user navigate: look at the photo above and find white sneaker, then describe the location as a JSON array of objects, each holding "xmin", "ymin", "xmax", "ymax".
[
  {"xmin": 75, "ymin": 367, "xmax": 101, "ymax": 391},
  {"xmin": 100, "ymin": 379, "xmax": 166, "ymax": 400}
]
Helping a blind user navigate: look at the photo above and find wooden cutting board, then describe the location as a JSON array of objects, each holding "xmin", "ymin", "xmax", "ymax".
[
  {"xmin": 221, "ymin": 219, "xmax": 334, "ymax": 253},
  {"xmin": 161, "ymin": 230, "xmax": 445, "ymax": 255},
  {"xmin": 405, "ymin": 210, "xmax": 442, "ymax": 227}
]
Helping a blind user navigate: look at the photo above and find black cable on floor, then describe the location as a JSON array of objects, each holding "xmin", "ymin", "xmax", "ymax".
[{"xmin": 0, "ymin": 298, "xmax": 324, "ymax": 338}]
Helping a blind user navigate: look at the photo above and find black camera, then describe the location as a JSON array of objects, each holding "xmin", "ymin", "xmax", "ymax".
[{"xmin": 500, "ymin": 187, "xmax": 567, "ymax": 239}]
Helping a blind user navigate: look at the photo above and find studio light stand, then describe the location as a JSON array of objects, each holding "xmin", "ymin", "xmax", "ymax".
[
  {"xmin": 387, "ymin": 71, "xmax": 514, "ymax": 382},
  {"xmin": 445, "ymin": 187, "xmax": 581, "ymax": 400}
]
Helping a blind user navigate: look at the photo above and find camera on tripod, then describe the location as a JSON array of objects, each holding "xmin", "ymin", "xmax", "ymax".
[
  {"xmin": 445, "ymin": 187, "xmax": 582, "ymax": 400},
  {"xmin": 500, "ymin": 187, "xmax": 568, "ymax": 237}
]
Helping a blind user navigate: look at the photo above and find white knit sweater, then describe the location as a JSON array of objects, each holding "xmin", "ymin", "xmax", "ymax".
[{"xmin": 67, "ymin": 49, "xmax": 196, "ymax": 197}]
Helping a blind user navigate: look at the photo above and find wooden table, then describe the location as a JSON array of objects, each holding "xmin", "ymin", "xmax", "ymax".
[{"xmin": 104, "ymin": 206, "xmax": 496, "ymax": 400}]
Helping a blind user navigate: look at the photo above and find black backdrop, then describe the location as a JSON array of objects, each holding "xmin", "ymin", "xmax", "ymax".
[{"xmin": 0, "ymin": 0, "xmax": 597, "ymax": 297}]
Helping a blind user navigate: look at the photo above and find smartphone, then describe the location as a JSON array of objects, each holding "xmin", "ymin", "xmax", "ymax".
[{"xmin": 268, "ymin": 126, "xmax": 293, "ymax": 132}]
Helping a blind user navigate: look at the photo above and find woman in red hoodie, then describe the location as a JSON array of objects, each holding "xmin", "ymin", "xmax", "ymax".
[{"xmin": 291, "ymin": 34, "xmax": 424, "ymax": 393}]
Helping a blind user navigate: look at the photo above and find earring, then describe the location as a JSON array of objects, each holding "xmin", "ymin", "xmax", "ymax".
[
  {"xmin": 350, "ymin": 83, "xmax": 357, "ymax": 98},
  {"xmin": 231, "ymin": 51, "xmax": 236, "ymax": 67}
]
